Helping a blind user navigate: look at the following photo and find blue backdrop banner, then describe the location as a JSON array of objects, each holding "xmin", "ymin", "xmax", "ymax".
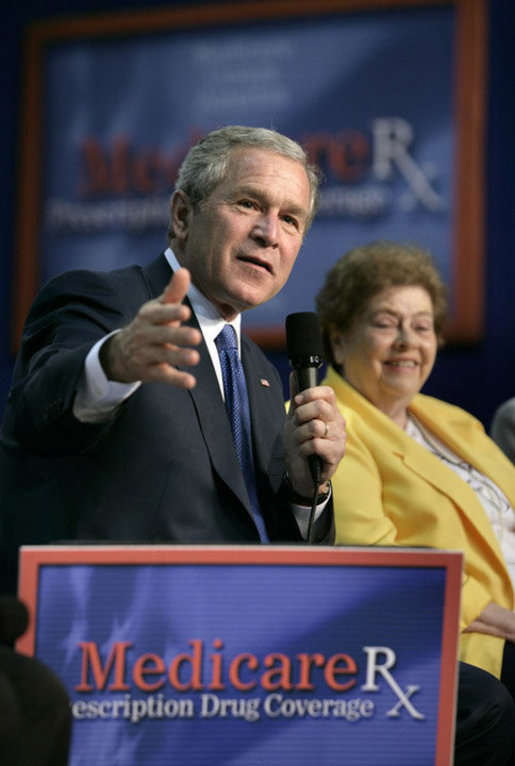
[{"xmin": 36, "ymin": 4, "xmax": 457, "ymax": 340}]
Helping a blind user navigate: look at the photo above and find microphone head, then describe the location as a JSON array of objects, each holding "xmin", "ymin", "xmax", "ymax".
[{"xmin": 285, "ymin": 312, "xmax": 323, "ymax": 369}]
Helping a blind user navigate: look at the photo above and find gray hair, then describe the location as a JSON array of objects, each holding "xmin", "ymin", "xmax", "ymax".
[{"xmin": 168, "ymin": 125, "xmax": 321, "ymax": 242}]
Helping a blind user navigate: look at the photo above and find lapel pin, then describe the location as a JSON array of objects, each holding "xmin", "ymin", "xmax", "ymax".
[{"xmin": 260, "ymin": 378, "xmax": 270, "ymax": 388}]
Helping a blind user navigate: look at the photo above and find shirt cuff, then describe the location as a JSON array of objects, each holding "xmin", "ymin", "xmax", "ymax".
[
  {"xmin": 73, "ymin": 332, "xmax": 141, "ymax": 422},
  {"xmin": 290, "ymin": 484, "xmax": 332, "ymax": 540}
]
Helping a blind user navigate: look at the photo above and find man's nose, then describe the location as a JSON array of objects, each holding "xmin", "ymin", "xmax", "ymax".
[{"xmin": 252, "ymin": 213, "xmax": 279, "ymax": 246}]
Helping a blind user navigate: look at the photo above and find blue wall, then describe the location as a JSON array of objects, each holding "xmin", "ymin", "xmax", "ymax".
[{"xmin": 1, "ymin": 0, "xmax": 514, "ymax": 429}]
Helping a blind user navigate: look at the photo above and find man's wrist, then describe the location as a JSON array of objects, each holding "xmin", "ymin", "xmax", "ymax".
[{"xmin": 283, "ymin": 472, "xmax": 331, "ymax": 506}]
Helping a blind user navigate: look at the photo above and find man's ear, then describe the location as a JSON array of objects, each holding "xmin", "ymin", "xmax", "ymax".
[{"xmin": 170, "ymin": 190, "xmax": 193, "ymax": 241}]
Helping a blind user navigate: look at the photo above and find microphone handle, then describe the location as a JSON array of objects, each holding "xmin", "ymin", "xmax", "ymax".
[
  {"xmin": 293, "ymin": 365, "xmax": 318, "ymax": 393},
  {"xmin": 293, "ymin": 366, "xmax": 322, "ymax": 485}
]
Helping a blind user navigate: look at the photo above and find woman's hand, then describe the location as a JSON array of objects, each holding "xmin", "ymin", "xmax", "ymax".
[{"xmin": 464, "ymin": 601, "xmax": 515, "ymax": 642}]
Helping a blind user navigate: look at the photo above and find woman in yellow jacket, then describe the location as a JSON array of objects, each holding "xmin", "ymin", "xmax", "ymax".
[{"xmin": 316, "ymin": 241, "xmax": 515, "ymax": 689}]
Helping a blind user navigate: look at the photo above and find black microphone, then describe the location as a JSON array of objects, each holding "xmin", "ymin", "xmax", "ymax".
[{"xmin": 285, "ymin": 312, "xmax": 324, "ymax": 485}]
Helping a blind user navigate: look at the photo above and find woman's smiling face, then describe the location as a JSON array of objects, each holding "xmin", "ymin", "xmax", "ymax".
[{"xmin": 330, "ymin": 284, "xmax": 438, "ymax": 427}]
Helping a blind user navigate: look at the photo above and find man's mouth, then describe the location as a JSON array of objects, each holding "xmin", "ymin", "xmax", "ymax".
[{"xmin": 237, "ymin": 255, "xmax": 273, "ymax": 274}]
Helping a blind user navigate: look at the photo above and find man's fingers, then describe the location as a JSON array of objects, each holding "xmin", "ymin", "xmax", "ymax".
[
  {"xmin": 160, "ymin": 267, "xmax": 191, "ymax": 306},
  {"xmin": 145, "ymin": 363, "xmax": 197, "ymax": 390}
]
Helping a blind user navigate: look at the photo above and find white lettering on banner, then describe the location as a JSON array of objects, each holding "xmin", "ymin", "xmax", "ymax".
[
  {"xmin": 70, "ymin": 694, "xmax": 376, "ymax": 723},
  {"xmin": 200, "ymin": 694, "xmax": 261, "ymax": 722},
  {"xmin": 361, "ymin": 646, "xmax": 425, "ymax": 720},
  {"xmin": 372, "ymin": 116, "xmax": 444, "ymax": 212},
  {"xmin": 45, "ymin": 197, "xmax": 170, "ymax": 232},
  {"xmin": 263, "ymin": 694, "xmax": 374, "ymax": 721},
  {"xmin": 72, "ymin": 694, "xmax": 195, "ymax": 723},
  {"xmin": 317, "ymin": 185, "xmax": 391, "ymax": 218}
]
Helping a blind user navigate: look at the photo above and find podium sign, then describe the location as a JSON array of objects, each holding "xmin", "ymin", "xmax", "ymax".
[{"xmin": 18, "ymin": 545, "xmax": 461, "ymax": 765}]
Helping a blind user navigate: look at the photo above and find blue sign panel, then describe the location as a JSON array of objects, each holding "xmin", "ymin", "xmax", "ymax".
[{"xmin": 18, "ymin": 546, "xmax": 461, "ymax": 765}]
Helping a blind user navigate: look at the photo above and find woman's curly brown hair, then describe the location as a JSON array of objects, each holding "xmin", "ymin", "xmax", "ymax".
[{"xmin": 316, "ymin": 241, "xmax": 448, "ymax": 369}]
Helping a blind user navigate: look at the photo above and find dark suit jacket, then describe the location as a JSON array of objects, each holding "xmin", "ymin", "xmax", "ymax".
[{"xmin": 0, "ymin": 254, "xmax": 332, "ymax": 591}]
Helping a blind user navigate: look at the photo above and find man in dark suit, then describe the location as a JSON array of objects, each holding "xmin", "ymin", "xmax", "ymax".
[{"xmin": 0, "ymin": 125, "xmax": 346, "ymax": 593}]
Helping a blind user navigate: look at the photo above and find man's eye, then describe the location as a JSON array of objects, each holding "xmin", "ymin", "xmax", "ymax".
[{"xmin": 281, "ymin": 214, "xmax": 299, "ymax": 229}]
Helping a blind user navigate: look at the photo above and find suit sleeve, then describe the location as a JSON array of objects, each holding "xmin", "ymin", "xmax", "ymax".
[{"xmin": 5, "ymin": 269, "xmax": 145, "ymax": 456}]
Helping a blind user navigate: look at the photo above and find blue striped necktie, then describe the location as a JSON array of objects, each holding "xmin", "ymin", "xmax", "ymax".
[{"xmin": 215, "ymin": 325, "xmax": 269, "ymax": 542}]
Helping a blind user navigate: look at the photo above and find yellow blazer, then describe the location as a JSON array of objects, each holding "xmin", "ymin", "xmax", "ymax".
[{"xmin": 323, "ymin": 367, "xmax": 515, "ymax": 678}]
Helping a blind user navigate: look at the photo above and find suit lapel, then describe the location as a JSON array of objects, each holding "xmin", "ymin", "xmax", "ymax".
[
  {"xmin": 141, "ymin": 254, "xmax": 250, "ymax": 507},
  {"xmin": 140, "ymin": 253, "xmax": 176, "ymax": 299},
  {"xmin": 395, "ymin": 427, "xmax": 508, "ymax": 571}
]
